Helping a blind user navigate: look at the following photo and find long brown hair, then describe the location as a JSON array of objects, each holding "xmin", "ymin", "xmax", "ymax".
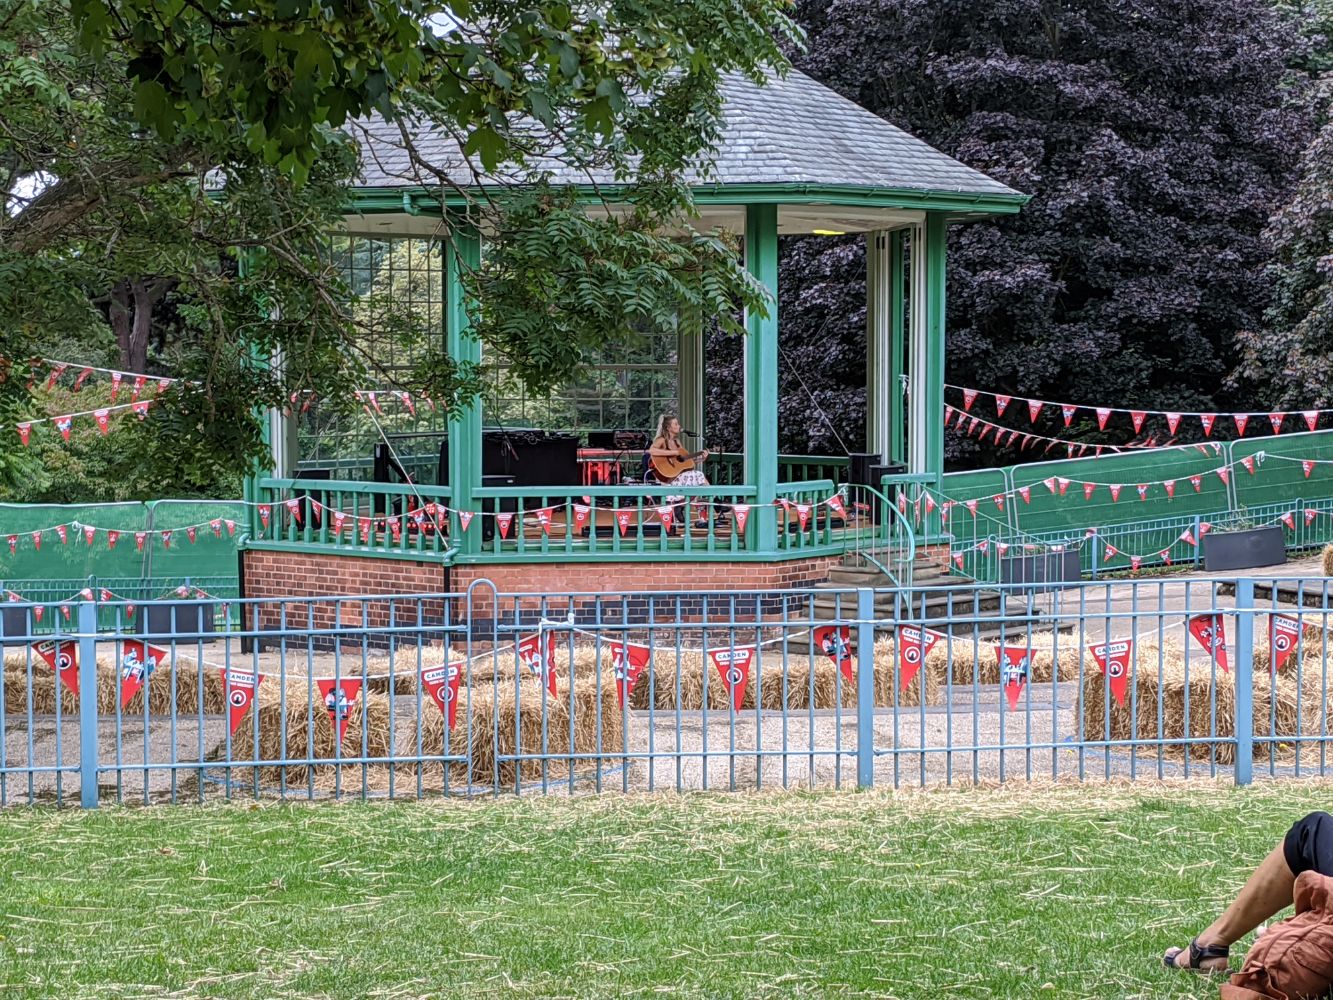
[{"xmin": 654, "ymin": 412, "xmax": 679, "ymax": 445}]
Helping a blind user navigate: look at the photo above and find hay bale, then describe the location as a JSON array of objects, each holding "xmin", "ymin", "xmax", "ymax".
[
  {"xmin": 411, "ymin": 675, "xmax": 625, "ymax": 787},
  {"xmin": 1079, "ymin": 640, "xmax": 1327, "ymax": 765},
  {"xmin": 928, "ymin": 634, "xmax": 1082, "ymax": 687},
  {"xmin": 225, "ymin": 679, "xmax": 396, "ymax": 787},
  {"xmin": 1323, "ymin": 543, "xmax": 1333, "ymax": 576}
]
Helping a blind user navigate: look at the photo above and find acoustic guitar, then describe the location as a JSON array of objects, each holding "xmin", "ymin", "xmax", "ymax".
[{"xmin": 651, "ymin": 448, "xmax": 707, "ymax": 480}]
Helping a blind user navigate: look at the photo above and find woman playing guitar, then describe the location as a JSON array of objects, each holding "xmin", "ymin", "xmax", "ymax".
[{"xmin": 647, "ymin": 413, "xmax": 710, "ymax": 487}]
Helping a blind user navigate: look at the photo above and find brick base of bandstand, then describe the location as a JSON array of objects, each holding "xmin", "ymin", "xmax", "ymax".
[{"xmin": 240, "ymin": 549, "xmax": 845, "ymax": 644}]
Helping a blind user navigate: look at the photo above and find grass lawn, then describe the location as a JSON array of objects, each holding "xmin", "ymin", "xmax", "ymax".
[{"xmin": 0, "ymin": 782, "xmax": 1327, "ymax": 998}]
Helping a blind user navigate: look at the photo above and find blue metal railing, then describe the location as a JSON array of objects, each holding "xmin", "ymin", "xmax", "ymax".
[{"xmin": 0, "ymin": 574, "xmax": 1330, "ymax": 806}]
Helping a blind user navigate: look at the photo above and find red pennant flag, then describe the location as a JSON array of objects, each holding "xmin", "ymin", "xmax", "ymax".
[
  {"xmin": 963, "ymin": 388, "xmax": 978, "ymax": 411},
  {"xmin": 1281, "ymin": 511, "xmax": 1296, "ymax": 530},
  {"xmin": 155, "ymin": 377, "xmax": 170, "ymax": 395},
  {"xmin": 1028, "ymin": 399, "xmax": 1044, "ymax": 423},
  {"xmin": 1189, "ymin": 475, "xmax": 1203, "ymax": 493},
  {"xmin": 1216, "ymin": 468, "xmax": 1230, "ymax": 486},
  {"xmin": 976, "ymin": 423, "xmax": 992, "ymax": 444},
  {"xmin": 386, "ymin": 517, "xmax": 401, "ymax": 542},
  {"xmin": 1159, "ymin": 548, "xmax": 1173, "ymax": 565},
  {"xmin": 497, "ymin": 512, "xmax": 514, "ymax": 539},
  {"xmin": 939, "ymin": 500, "xmax": 954, "ymax": 522},
  {"xmin": 398, "ymin": 391, "xmax": 416, "ymax": 416},
  {"xmin": 316, "ymin": 678, "xmax": 362, "ymax": 743},
  {"xmin": 73, "ymin": 367, "xmax": 92, "ymax": 390},
  {"xmin": 517, "ymin": 632, "xmax": 558, "ymax": 696},
  {"xmin": 420, "ymin": 661, "xmax": 464, "ymax": 728},
  {"xmin": 952, "ymin": 553, "xmax": 965, "ymax": 570},
  {"xmin": 1187, "ymin": 614, "xmax": 1230, "ymax": 672},
  {"xmin": 99, "ymin": 588, "xmax": 112, "ymax": 602},
  {"xmin": 1164, "ymin": 480, "xmax": 1177, "ymax": 499},
  {"xmin": 131, "ymin": 375, "xmax": 145, "ymax": 401},
  {"xmin": 1018, "ymin": 486, "xmax": 1031, "ymax": 504},
  {"xmin": 82, "ymin": 525, "xmax": 95, "ymax": 545},
  {"xmin": 811, "ymin": 625, "xmax": 856, "ymax": 685},
  {"xmin": 977, "ymin": 540, "xmax": 990, "ymax": 556},
  {"xmin": 5, "ymin": 534, "xmax": 14, "ymax": 555},
  {"xmin": 367, "ymin": 391, "xmax": 383, "ymax": 415},
  {"xmin": 44, "ymin": 363, "xmax": 66, "ymax": 391},
  {"xmin": 1166, "ymin": 412, "xmax": 1181, "ymax": 434},
  {"xmin": 224, "ymin": 519, "xmax": 236, "ymax": 537},
  {"xmin": 159, "ymin": 529, "xmax": 172, "ymax": 548},
  {"xmin": 1061, "ymin": 404, "xmax": 1077, "ymax": 427},
  {"xmin": 535, "ymin": 507, "xmax": 555, "ymax": 535},
  {"xmin": 608, "ymin": 642, "xmax": 652, "ymax": 709},
  {"xmin": 1304, "ymin": 410, "xmax": 1320, "ymax": 432},
  {"xmin": 1089, "ymin": 639, "xmax": 1135, "ymax": 707},
  {"xmin": 1200, "ymin": 413, "xmax": 1215, "ymax": 436},
  {"xmin": 992, "ymin": 494, "xmax": 1005, "ymax": 512},
  {"xmin": 186, "ymin": 526, "xmax": 197, "ymax": 544},
  {"xmin": 16, "ymin": 422, "xmax": 30, "ymax": 446},
  {"xmin": 219, "ymin": 668, "xmax": 263, "ymax": 734},
  {"xmin": 1304, "ymin": 460, "xmax": 1316, "ymax": 479},
  {"xmin": 117, "ymin": 639, "xmax": 168, "ymax": 709},
  {"xmin": 995, "ymin": 394, "xmax": 1011, "ymax": 416},
  {"xmin": 1108, "ymin": 484, "xmax": 1122, "ymax": 502},
  {"xmin": 572, "ymin": 504, "xmax": 591, "ymax": 534},
  {"xmin": 708, "ymin": 646, "xmax": 755, "ymax": 711},
  {"xmin": 996, "ymin": 645, "xmax": 1032, "ymax": 710},
  {"xmin": 33, "ymin": 640, "xmax": 79, "ymax": 696},
  {"xmin": 1130, "ymin": 556, "xmax": 1142, "ymax": 572},
  {"xmin": 1104, "ymin": 544, "xmax": 1118, "ymax": 560},
  {"xmin": 1270, "ymin": 413, "xmax": 1285, "ymax": 434},
  {"xmin": 732, "ymin": 504, "xmax": 750, "ymax": 534},
  {"xmin": 131, "ymin": 400, "xmax": 150, "ymax": 418},
  {"xmin": 1240, "ymin": 456, "xmax": 1256, "ymax": 475},
  {"xmin": 1129, "ymin": 410, "xmax": 1146, "ymax": 433},
  {"xmin": 942, "ymin": 407, "xmax": 954, "ymax": 428},
  {"xmin": 656, "ymin": 505, "xmax": 676, "ymax": 533},
  {"xmin": 1270, "ymin": 615, "xmax": 1302, "ymax": 673},
  {"xmin": 134, "ymin": 531, "xmax": 146, "ymax": 551},
  {"xmin": 110, "ymin": 372, "xmax": 122, "ymax": 401},
  {"xmin": 1057, "ymin": 478, "xmax": 1071, "ymax": 496},
  {"xmin": 1095, "ymin": 407, "xmax": 1111, "ymax": 430},
  {"xmin": 1043, "ymin": 476, "xmax": 1057, "ymax": 494},
  {"xmin": 55, "ymin": 525, "xmax": 67, "ymax": 544},
  {"xmin": 795, "ymin": 503, "xmax": 812, "ymax": 530},
  {"xmin": 964, "ymin": 499, "xmax": 978, "ymax": 517},
  {"xmin": 284, "ymin": 497, "xmax": 302, "ymax": 524},
  {"xmin": 828, "ymin": 494, "xmax": 847, "ymax": 519},
  {"xmin": 30, "ymin": 530, "xmax": 41, "ymax": 551},
  {"xmin": 54, "ymin": 415, "xmax": 72, "ymax": 441},
  {"xmin": 1234, "ymin": 413, "xmax": 1250, "ymax": 436},
  {"xmin": 997, "ymin": 542, "xmax": 1010, "ymax": 557},
  {"xmin": 1136, "ymin": 484, "xmax": 1149, "ymax": 501},
  {"xmin": 358, "ymin": 517, "xmax": 371, "ymax": 543},
  {"xmin": 1083, "ymin": 482, "xmax": 1096, "ymax": 501},
  {"xmin": 257, "ymin": 504, "xmax": 271, "ymax": 529},
  {"xmin": 93, "ymin": 408, "xmax": 110, "ymax": 435},
  {"xmin": 210, "ymin": 519, "xmax": 222, "ymax": 538},
  {"xmin": 896, "ymin": 624, "xmax": 943, "ymax": 691},
  {"xmin": 613, "ymin": 509, "xmax": 632, "ymax": 536},
  {"xmin": 1307, "ymin": 509, "xmax": 1319, "ymax": 526},
  {"xmin": 1180, "ymin": 528, "xmax": 1197, "ymax": 546},
  {"xmin": 457, "ymin": 510, "xmax": 473, "ymax": 532}
]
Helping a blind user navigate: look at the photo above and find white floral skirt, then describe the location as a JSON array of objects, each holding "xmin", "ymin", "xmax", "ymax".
[{"xmin": 665, "ymin": 468, "xmax": 709, "ymax": 505}]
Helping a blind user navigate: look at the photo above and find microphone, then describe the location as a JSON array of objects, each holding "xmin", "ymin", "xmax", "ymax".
[{"xmin": 680, "ymin": 429, "xmax": 699, "ymax": 437}]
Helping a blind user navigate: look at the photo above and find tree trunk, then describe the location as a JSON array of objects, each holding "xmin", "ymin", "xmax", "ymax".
[{"xmin": 109, "ymin": 277, "xmax": 173, "ymax": 372}]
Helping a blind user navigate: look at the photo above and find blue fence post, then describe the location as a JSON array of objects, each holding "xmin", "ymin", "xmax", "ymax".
[
  {"xmin": 1193, "ymin": 516, "xmax": 1203, "ymax": 569},
  {"xmin": 1233, "ymin": 578, "xmax": 1254, "ymax": 787},
  {"xmin": 77, "ymin": 600, "xmax": 99, "ymax": 809},
  {"xmin": 856, "ymin": 587, "xmax": 876, "ymax": 789}
]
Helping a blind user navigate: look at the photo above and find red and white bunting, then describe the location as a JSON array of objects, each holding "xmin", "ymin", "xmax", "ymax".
[
  {"xmin": 457, "ymin": 510, "xmax": 474, "ymax": 532},
  {"xmin": 32, "ymin": 640, "xmax": 79, "ymax": 696},
  {"xmin": 1199, "ymin": 413, "xmax": 1215, "ymax": 436},
  {"xmin": 1270, "ymin": 615, "xmax": 1302, "ymax": 673},
  {"xmin": 992, "ymin": 494, "xmax": 1005, "ymax": 512},
  {"xmin": 1082, "ymin": 482, "xmax": 1096, "ymax": 501},
  {"xmin": 1136, "ymin": 484, "xmax": 1149, "ymax": 501},
  {"xmin": 1166, "ymin": 412, "xmax": 1181, "ymax": 435},
  {"xmin": 1235, "ymin": 413, "xmax": 1250, "ymax": 436},
  {"xmin": 708, "ymin": 646, "xmax": 755, "ymax": 712},
  {"xmin": 1305, "ymin": 411, "xmax": 1320, "ymax": 432},
  {"xmin": 1270, "ymin": 413, "xmax": 1285, "ymax": 434},
  {"xmin": 1096, "ymin": 407, "xmax": 1111, "ymax": 430},
  {"xmin": 996, "ymin": 645, "xmax": 1032, "ymax": 711},
  {"xmin": 608, "ymin": 642, "xmax": 652, "ymax": 709},
  {"xmin": 1057, "ymin": 478, "xmax": 1071, "ymax": 496},
  {"xmin": 1130, "ymin": 410, "xmax": 1147, "ymax": 433},
  {"xmin": 572, "ymin": 504, "xmax": 591, "ymax": 534},
  {"xmin": 82, "ymin": 525, "xmax": 95, "ymax": 545},
  {"xmin": 1281, "ymin": 511, "xmax": 1296, "ymax": 531},
  {"xmin": 1304, "ymin": 460, "xmax": 1316, "ymax": 479},
  {"xmin": 54, "ymin": 415, "xmax": 72, "ymax": 441},
  {"xmin": 55, "ymin": 525, "xmax": 67, "ymax": 544},
  {"xmin": 1164, "ymin": 480, "xmax": 1177, "ymax": 499},
  {"xmin": 828, "ymin": 494, "xmax": 847, "ymax": 519},
  {"xmin": 135, "ymin": 531, "xmax": 147, "ymax": 551},
  {"xmin": 1187, "ymin": 614, "xmax": 1230, "ymax": 672},
  {"xmin": 995, "ymin": 394, "xmax": 1011, "ymax": 416},
  {"xmin": 535, "ymin": 507, "xmax": 555, "ymax": 535},
  {"xmin": 963, "ymin": 388, "xmax": 978, "ymax": 411},
  {"xmin": 420, "ymin": 661, "xmax": 464, "ymax": 728},
  {"xmin": 1216, "ymin": 467, "xmax": 1230, "ymax": 486},
  {"xmin": 315, "ymin": 678, "xmax": 362, "ymax": 743},
  {"xmin": 497, "ymin": 512, "xmax": 515, "ymax": 539},
  {"xmin": 1189, "ymin": 475, "xmax": 1203, "ymax": 493},
  {"xmin": 813, "ymin": 625, "xmax": 856, "ymax": 686},
  {"xmin": 94, "ymin": 409, "xmax": 110, "ymax": 434},
  {"xmin": 117, "ymin": 640, "xmax": 168, "ymax": 709},
  {"xmin": 1240, "ymin": 456, "xmax": 1256, "ymax": 475},
  {"xmin": 1028, "ymin": 400, "xmax": 1044, "ymax": 423},
  {"xmin": 1089, "ymin": 640, "xmax": 1134, "ymax": 707},
  {"xmin": 220, "ymin": 668, "xmax": 263, "ymax": 734},
  {"xmin": 1108, "ymin": 484, "xmax": 1122, "ymax": 502},
  {"xmin": 896, "ymin": 625, "xmax": 943, "ymax": 692},
  {"xmin": 613, "ymin": 509, "xmax": 633, "ymax": 536},
  {"xmin": 1061, "ymin": 404, "xmax": 1077, "ymax": 427}
]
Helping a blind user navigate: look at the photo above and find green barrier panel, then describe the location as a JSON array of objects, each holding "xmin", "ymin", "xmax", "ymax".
[
  {"xmin": 937, "ymin": 467, "xmax": 1011, "ymax": 576},
  {"xmin": 0, "ymin": 499, "xmax": 244, "ymax": 582},
  {"xmin": 1007, "ymin": 443, "xmax": 1232, "ymax": 538},
  {"xmin": 1232, "ymin": 431, "xmax": 1333, "ymax": 514}
]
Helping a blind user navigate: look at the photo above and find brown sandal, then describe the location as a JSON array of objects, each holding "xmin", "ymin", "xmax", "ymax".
[{"xmin": 1163, "ymin": 937, "xmax": 1230, "ymax": 973}]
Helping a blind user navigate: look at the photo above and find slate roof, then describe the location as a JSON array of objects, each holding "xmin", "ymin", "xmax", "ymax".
[{"xmin": 350, "ymin": 67, "xmax": 1021, "ymax": 200}]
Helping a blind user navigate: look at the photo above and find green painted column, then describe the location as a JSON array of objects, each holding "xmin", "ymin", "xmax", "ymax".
[
  {"xmin": 888, "ymin": 230, "xmax": 907, "ymax": 466},
  {"xmin": 743, "ymin": 203, "xmax": 779, "ymax": 552},
  {"xmin": 446, "ymin": 217, "xmax": 483, "ymax": 554},
  {"xmin": 923, "ymin": 213, "xmax": 948, "ymax": 489},
  {"xmin": 865, "ymin": 231, "xmax": 887, "ymax": 461}
]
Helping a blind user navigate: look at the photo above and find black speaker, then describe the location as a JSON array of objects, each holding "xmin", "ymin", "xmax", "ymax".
[
  {"xmin": 480, "ymin": 475, "xmax": 518, "ymax": 542},
  {"xmin": 586, "ymin": 430, "xmax": 617, "ymax": 449}
]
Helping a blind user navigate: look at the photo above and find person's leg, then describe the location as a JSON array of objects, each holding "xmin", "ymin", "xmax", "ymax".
[{"xmin": 1167, "ymin": 811, "xmax": 1333, "ymax": 971}]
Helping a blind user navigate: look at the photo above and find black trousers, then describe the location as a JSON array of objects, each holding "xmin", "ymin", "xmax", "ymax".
[{"xmin": 1284, "ymin": 811, "xmax": 1333, "ymax": 877}]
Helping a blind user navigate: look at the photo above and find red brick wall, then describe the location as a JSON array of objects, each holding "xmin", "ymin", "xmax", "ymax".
[{"xmin": 241, "ymin": 549, "xmax": 843, "ymax": 633}]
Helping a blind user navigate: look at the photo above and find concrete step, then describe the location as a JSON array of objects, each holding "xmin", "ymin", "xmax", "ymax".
[{"xmin": 809, "ymin": 589, "xmax": 1004, "ymax": 622}]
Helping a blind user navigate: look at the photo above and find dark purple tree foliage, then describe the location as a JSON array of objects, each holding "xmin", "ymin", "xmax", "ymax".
[{"xmin": 709, "ymin": 0, "xmax": 1310, "ymax": 462}]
